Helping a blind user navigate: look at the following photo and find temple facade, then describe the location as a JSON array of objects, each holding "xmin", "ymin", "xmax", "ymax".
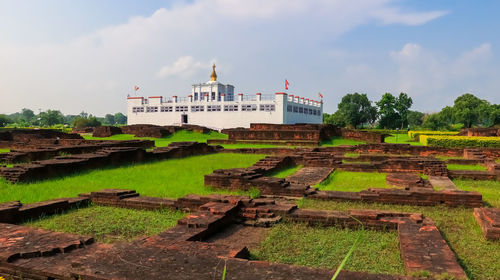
[{"xmin": 127, "ymin": 64, "xmax": 323, "ymax": 130}]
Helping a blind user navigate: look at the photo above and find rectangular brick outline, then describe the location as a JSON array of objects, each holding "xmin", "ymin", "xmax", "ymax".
[{"xmin": 1, "ymin": 189, "xmax": 467, "ymax": 279}]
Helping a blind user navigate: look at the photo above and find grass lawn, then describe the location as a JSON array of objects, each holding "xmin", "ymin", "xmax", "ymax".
[
  {"xmin": 83, "ymin": 130, "xmax": 228, "ymax": 147},
  {"xmin": 24, "ymin": 205, "xmax": 186, "ymax": 243},
  {"xmin": 447, "ymin": 164, "xmax": 488, "ymax": 171},
  {"xmin": 320, "ymin": 136, "xmax": 365, "ymax": 147},
  {"xmin": 0, "ymin": 153, "xmax": 265, "ymax": 204},
  {"xmin": 316, "ymin": 170, "xmax": 393, "ymax": 192},
  {"xmin": 299, "ymin": 199, "xmax": 500, "ymax": 280},
  {"xmin": 0, "ymin": 148, "xmax": 9, "ymax": 153},
  {"xmin": 268, "ymin": 165, "xmax": 303, "ymax": 178},
  {"xmin": 252, "ymin": 222, "xmax": 404, "ymax": 275},
  {"xmin": 435, "ymin": 155, "xmax": 465, "ymax": 161},
  {"xmin": 454, "ymin": 179, "xmax": 500, "ymax": 207},
  {"xmin": 384, "ymin": 134, "xmax": 424, "ymax": 146}
]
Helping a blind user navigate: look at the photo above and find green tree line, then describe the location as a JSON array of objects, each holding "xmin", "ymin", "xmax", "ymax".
[
  {"xmin": 324, "ymin": 93, "xmax": 500, "ymax": 130},
  {"xmin": 0, "ymin": 109, "xmax": 127, "ymax": 128}
]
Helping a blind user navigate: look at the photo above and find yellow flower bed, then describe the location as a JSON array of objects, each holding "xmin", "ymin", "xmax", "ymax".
[
  {"xmin": 408, "ymin": 130, "xmax": 458, "ymax": 139},
  {"xmin": 420, "ymin": 135, "xmax": 500, "ymax": 148}
]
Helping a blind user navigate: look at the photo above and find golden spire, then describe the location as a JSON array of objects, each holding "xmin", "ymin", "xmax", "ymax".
[{"xmin": 210, "ymin": 63, "xmax": 217, "ymax": 81}]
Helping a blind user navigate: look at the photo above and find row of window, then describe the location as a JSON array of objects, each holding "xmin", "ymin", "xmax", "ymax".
[
  {"xmin": 133, "ymin": 104, "xmax": 277, "ymax": 113},
  {"xmin": 287, "ymin": 105, "xmax": 321, "ymax": 116}
]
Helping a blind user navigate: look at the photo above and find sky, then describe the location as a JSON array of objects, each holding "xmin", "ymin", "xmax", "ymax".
[{"xmin": 0, "ymin": 0, "xmax": 499, "ymax": 116}]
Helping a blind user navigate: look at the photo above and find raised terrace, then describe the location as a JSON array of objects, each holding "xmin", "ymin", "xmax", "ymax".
[{"xmin": 0, "ymin": 127, "xmax": 499, "ymax": 279}]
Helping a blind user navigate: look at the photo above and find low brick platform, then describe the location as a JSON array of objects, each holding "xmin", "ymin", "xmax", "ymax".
[
  {"xmin": 1, "ymin": 190, "xmax": 469, "ymax": 279},
  {"xmin": 286, "ymin": 167, "xmax": 334, "ymax": 185},
  {"xmin": 386, "ymin": 173, "xmax": 431, "ymax": 189},
  {"xmin": 428, "ymin": 176, "xmax": 457, "ymax": 190},
  {"xmin": 398, "ymin": 219, "xmax": 467, "ymax": 278},
  {"xmin": 474, "ymin": 208, "xmax": 500, "ymax": 241},
  {"xmin": 0, "ymin": 223, "xmax": 94, "ymax": 262}
]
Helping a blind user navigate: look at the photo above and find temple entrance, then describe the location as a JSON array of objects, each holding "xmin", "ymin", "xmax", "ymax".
[{"xmin": 181, "ymin": 114, "xmax": 188, "ymax": 124}]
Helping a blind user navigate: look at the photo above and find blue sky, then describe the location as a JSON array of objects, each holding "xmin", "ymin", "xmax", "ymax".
[{"xmin": 0, "ymin": 0, "xmax": 498, "ymax": 116}]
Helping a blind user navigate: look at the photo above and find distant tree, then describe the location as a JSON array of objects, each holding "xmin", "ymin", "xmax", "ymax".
[
  {"xmin": 21, "ymin": 108, "xmax": 35, "ymax": 124},
  {"xmin": 39, "ymin": 110, "xmax": 64, "ymax": 126},
  {"xmin": 0, "ymin": 114, "xmax": 11, "ymax": 127},
  {"xmin": 407, "ymin": 110, "xmax": 424, "ymax": 129},
  {"xmin": 104, "ymin": 114, "xmax": 115, "ymax": 125},
  {"xmin": 334, "ymin": 93, "xmax": 377, "ymax": 128},
  {"xmin": 422, "ymin": 113, "xmax": 446, "ymax": 131},
  {"xmin": 114, "ymin": 112, "xmax": 127, "ymax": 125},
  {"xmin": 395, "ymin": 92, "xmax": 413, "ymax": 129},
  {"xmin": 452, "ymin": 93, "xmax": 489, "ymax": 128},
  {"xmin": 79, "ymin": 111, "xmax": 89, "ymax": 119},
  {"xmin": 64, "ymin": 115, "xmax": 78, "ymax": 125},
  {"xmin": 72, "ymin": 116, "xmax": 102, "ymax": 129},
  {"xmin": 376, "ymin": 92, "xmax": 413, "ymax": 129},
  {"xmin": 323, "ymin": 112, "xmax": 346, "ymax": 127},
  {"xmin": 376, "ymin": 93, "xmax": 399, "ymax": 129}
]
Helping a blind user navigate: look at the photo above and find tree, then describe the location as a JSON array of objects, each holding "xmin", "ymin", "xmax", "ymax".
[
  {"xmin": 407, "ymin": 110, "xmax": 424, "ymax": 129},
  {"xmin": 376, "ymin": 92, "xmax": 413, "ymax": 129},
  {"xmin": 0, "ymin": 114, "xmax": 11, "ymax": 127},
  {"xmin": 21, "ymin": 108, "xmax": 35, "ymax": 124},
  {"xmin": 376, "ymin": 93, "xmax": 399, "ymax": 129},
  {"xmin": 422, "ymin": 113, "xmax": 446, "ymax": 131},
  {"xmin": 104, "ymin": 114, "xmax": 115, "ymax": 125},
  {"xmin": 452, "ymin": 93, "xmax": 489, "ymax": 128},
  {"xmin": 114, "ymin": 112, "xmax": 127, "ymax": 125},
  {"xmin": 72, "ymin": 116, "xmax": 102, "ymax": 129},
  {"xmin": 334, "ymin": 93, "xmax": 377, "ymax": 128},
  {"xmin": 395, "ymin": 92, "xmax": 413, "ymax": 129},
  {"xmin": 39, "ymin": 110, "xmax": 64, "ymax": 126}
]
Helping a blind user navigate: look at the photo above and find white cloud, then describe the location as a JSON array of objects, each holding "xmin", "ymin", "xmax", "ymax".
[
  {"xmin": 0, "ymin": 0, "xmax": 453, "ymax": 115},
  {"xmin": 157, "ymin": 56, "xmax": 207, "ymax": 78},
  {"xmin": 371, "ymin": 7, "xmax": 449, "ymax": 26}
]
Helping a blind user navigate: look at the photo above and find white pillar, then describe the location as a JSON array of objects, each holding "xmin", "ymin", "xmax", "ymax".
[{"xmin": 256, "ymin": 92, "xmax": 262, "ymax": 101}]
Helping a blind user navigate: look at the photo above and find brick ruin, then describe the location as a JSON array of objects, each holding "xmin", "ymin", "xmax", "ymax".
[
  {"xmin": 0, "ymin": 127, "xmax": 499, "ymax": 278},
  {"xmin": 0, "ymin": 189, "xmax": 469, "ymax": 279},
  {"xmin": 92, "ymin": 124, "xmax": 216, "ymax": 138},
  {"xmin": 205, "ymin": 152, "xmax": 484, "ymax": 207},
  {"xmin": 0, "ymin": 142, "xmax": 219, "ymax": 183}
]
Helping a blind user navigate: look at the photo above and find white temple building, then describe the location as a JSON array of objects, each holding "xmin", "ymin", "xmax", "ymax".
[{"xmin": 127, "ymin": 64, "xmax": 323, "ymax": 130}]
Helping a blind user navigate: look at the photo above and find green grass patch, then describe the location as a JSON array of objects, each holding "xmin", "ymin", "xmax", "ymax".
[
  {"xmin": 435, "ymin": 155, "xmax": 465, "ymax": 161},
  {"xmin": 343, "ymin": 152, "xmax": 360, "ymax": 158},
  {"xmin": 83, "ymin": 130, "xmax": 228, "ymax": 147},
  {"xmin": 316, "ymin": 171, "xmax": 392, "ymax": 191},
  {"xmin": 320, "ymin": 137, "xmax": 365, "ymax": 147},
  {"xmin": 0, "ymin": 148, "xmax": 9, "ymax": 153},
  {"xmin": 454, "ymin": 179, "xmax": 500, "ymax": 208},
  {"xmin": 0, "ymin": 153, "xmax": 265, "ymax": 204},
  {"xmin": 268, "ymin": 165, "xmax": 303, "ymax": 178},
  {"xmin": 419, "ymin": 173, "xmax": 429, "ymax": 180},
  {"xmin": 446, "ymin": 164, "xmax": 488, "ymax": 171},
  {"xmin": 252, "ymin": 222, "xmax": 404, "ymax": 275},
  {"xmin": 24, "ymin": 205, "xmax": 186, "ymax": 243},
  {"xmin": 384, "ymin": 134, "xmax": 424, "ymax": 146},
  {"xmin": 299, "ymin": 199, "xmax": 500, "ymax": 280}
]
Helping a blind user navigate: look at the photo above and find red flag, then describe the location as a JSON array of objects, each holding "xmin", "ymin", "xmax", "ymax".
[
  {"xmin": 134, "ymin": 85, "xmax": 139, "ymax": 91},
  {"xmin": 318, "ymin": 92, "xmax": 323, "ymax": 98},
  {"xmin": 285, "ymin": 79, "xmax": 290, "ymax": 90}
]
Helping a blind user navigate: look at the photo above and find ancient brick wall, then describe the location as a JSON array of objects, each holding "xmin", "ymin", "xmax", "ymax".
[
  {"xmin": 341, "ymin": 129, "xmax": 387, "ymax": 143},
  {"xmin": 92, "ymin": 126, "xmax": 123, "ymax": 137}
]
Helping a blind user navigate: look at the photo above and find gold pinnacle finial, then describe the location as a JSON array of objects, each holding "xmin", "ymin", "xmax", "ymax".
[{"xmin": 210, "ymin": 63, "xmax": 217, "ymax": 81}]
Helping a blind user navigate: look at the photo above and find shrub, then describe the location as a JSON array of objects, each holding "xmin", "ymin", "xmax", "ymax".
[
  {"xmin": 408, "ymin": 130, "xmax": 459, "ymax": 139},
  {"xmin": 420, "ymin": 135, "xmax": 500, "ymax": 148}
]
